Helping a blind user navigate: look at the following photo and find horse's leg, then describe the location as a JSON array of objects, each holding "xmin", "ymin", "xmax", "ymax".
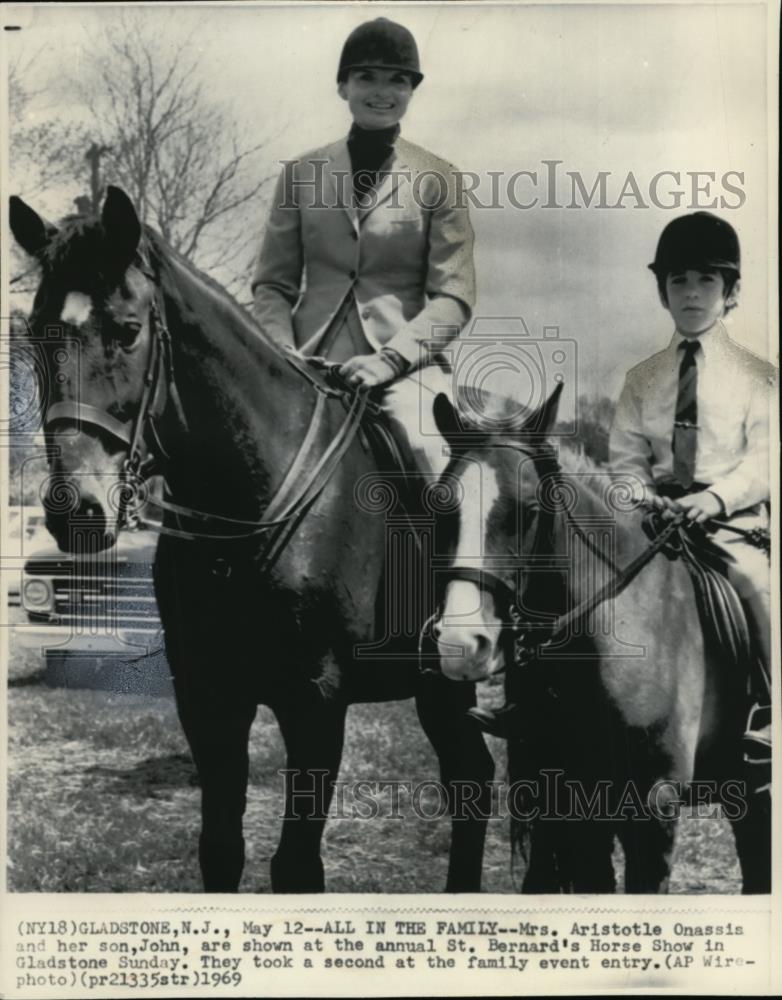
[
  {"xmin": 415, "ymin": 673, "xmax": 494, "ymax": 891},
  {"xmin": 519, "ymin": 819, "xmax": 616, "ymax": 893},
  {"xmin": 730, "ymin": 792, "xmax": 771, "ymax": 894},
  {"xmin": 620, "ymin": 815, "xmax": 677, "ymax": 893},
  {"xmin": 520, "ymin": 825, "xmax": 563, "ymax": 893},
  {"xmin": 270, "ymin": 691, "xmax": 347, "ymax": 893},
  {"xmin": 176, "ymin": 697, "xmax": 257, "ymax": 893}
]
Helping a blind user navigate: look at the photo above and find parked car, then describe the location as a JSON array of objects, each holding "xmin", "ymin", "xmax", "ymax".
[
  {"xmin": 5, "ymin": 505, "xmax": 48, "ymax": 607},
  {"xmin": 16, "ymin": 480, "xmax": 173, "ymax": 695}
]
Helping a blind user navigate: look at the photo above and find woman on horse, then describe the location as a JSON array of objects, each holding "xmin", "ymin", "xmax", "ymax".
[{"xmin": 251, "ymin": 16, "xmax": 476, "ymax": 478}]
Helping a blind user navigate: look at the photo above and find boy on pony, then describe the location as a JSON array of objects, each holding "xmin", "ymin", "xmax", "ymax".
[{"xmin": 610, "ymin": 211, "xmax": 776, "ymax": 753}]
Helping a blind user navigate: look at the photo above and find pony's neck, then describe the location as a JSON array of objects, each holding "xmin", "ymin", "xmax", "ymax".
[
  {"xmin": 153, "ymin": 242, "xmax": 316, "ymax": 520},
  {"xmin": 551, "ymin": 458, "xmax": 647, "ymax": 599}
]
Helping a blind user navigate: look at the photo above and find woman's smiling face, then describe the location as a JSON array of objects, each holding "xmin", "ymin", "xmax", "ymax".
[{"xmin": 338, "ymin": 67, "xmax": 414, "ymax": 129}]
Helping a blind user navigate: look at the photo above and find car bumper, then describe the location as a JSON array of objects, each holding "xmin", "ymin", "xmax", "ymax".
[{"xmin": 12, "ymin": 623, "xmax": 164, "ymax": 657}]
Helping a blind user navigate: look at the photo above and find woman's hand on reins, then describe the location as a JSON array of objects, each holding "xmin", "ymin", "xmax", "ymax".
[{"xmin": 339, "ymin": 353, "xmax": 398, "ymax": 389}]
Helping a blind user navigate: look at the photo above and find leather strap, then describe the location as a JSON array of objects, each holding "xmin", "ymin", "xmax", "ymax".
[{"xmin": 46, "ymin": 401, "xmax": 133, "ymax": 446}]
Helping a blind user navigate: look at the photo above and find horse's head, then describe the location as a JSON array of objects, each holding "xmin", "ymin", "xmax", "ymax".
[
  {"xmin": 432, "ymin": 383, "xmax": 564, "ymax": 681},
  {"xmin": 10, "ymin": 187, "xmax": 160, "ymax": 552}
]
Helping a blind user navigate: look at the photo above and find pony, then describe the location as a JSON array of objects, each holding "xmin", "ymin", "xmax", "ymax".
[
  {"xmin": 429, "ymin": 385, "xmax": 770, "ymax": 893},
  {"xmin": 9, "ymin": 186, "xmax": 495, "ymax": 893}
]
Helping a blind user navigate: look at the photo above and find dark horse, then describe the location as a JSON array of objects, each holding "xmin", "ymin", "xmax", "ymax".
[
  {"xmin": 9, "ymin": 186, "xmax": 495, "ymax": 893},
  {"xmin": 429, "ymin": 386, "xmax": 770, "ymax": 893}
]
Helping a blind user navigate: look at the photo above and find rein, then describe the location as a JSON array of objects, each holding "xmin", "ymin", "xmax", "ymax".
[
  {"xmin": 425, "ymin": 440, "xmax": 769, "ymax": 676},
  {"xmin": 43, "ymin": 255, "xmax": 370, "ymax": 560}
]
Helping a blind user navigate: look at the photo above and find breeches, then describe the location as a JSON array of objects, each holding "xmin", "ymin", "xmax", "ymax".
[
  {"xmin": 308, "ymin": 294, "xmax": 453, "ymax": 479},
  {"xmin": 380, "ymin": 366, "xmax": 453, "ymax": 479}
]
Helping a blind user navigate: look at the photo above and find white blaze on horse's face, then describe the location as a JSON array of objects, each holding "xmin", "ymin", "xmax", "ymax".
[
  {"xmin": 60, "ymin": 292, "xmax": 93, "ymax": 328},
  {"xmin": 437, "ymin": 460, "xmax": 505, "ymax": 681}
]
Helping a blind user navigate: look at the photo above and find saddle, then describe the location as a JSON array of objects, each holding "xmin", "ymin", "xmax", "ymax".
[
  {"xmin": 642, "ymin": 513, "xmax": 752, "ymax": 674},
  {"xmin": 284, "ymin": 348, "xmax": 422, "ymax": 504}
]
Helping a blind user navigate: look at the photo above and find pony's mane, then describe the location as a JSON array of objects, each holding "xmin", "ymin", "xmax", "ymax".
[
  {"xmin": 560, "ymin": 443, "xmax": 606, "ymax": 474},
  {"xmin": 143, "ymin": 227, "xmax": 249, "ymax": 318},
  {"xmin": 40, "ymin": 210, "xmax": 270, "ymax": 349},
  {"xmin": 558, "ymin": 443, "xmax": 616, "ymax": 491},
  {"xmin": 42, "ymin": 214, "xmax": 258, "ymax": 329},
  {"xmin": 142, "ymin": 226, "xmax": 276, "ymax": 351}
]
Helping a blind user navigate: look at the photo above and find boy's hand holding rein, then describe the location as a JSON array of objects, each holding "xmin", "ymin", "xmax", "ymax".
[{"xmin": 648, "ymin": 489, "xmax": 725, "ymax": 523}]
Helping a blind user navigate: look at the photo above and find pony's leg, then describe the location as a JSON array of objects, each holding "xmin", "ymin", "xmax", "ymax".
[
  {"xmin": 270, "ymin": 694, "xmax": 347, "ymax": 893},
  {"xmin": 620, "ymin": 816, "xmax": 677, "ymax": 893},
  {"xmin": 520, "ymin": 826, "xmax": 562, "ymax": 893},
  {"xmin": 415, "ymin": 673, "xmax": 494, "ymax": 891},
  {"xmin": 730, "ymin": 793, "xmax": 771, "ymax": 894},
  {"xmin": 177, "ymin": 698, "xmax": 257, "ymax": 893}
]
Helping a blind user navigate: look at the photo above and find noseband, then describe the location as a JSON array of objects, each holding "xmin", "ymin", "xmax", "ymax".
[
  {"xmin": 427, "ymin": 438, "xmax": 755, "ymax": 681},
  {"xmin": 423, "ymin": 440, "xmax": 562, "ymax": 676},
  {"xmin": 41, "ymin": 247, "xmax": 371, "ymax": 554}
]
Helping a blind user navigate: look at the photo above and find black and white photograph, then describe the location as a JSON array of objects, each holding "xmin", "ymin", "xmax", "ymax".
[{"xmin": 1, "ymin": 1, "xmax": 779, "ymax": 995}]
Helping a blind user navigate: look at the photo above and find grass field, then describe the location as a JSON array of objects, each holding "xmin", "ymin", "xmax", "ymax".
[{"xmin": 6, "ymin": 624, "xmax": 742, "ymax": 894}]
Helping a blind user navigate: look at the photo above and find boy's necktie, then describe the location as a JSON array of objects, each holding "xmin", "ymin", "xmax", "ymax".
[{"xmin": 672, "ymin": 339, "xmax": 701, "ymax": 488}]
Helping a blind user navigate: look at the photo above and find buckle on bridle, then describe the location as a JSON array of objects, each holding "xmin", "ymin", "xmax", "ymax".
[
  {"xmin": 417, "ymin": 606, "xmax": 445, "ymax": 676},
  {"xmin": 118, "ymin": 455, "xmax": 145, "ymax": 529}
]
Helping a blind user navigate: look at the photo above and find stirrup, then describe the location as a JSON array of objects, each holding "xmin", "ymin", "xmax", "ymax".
[
  {"xmin": 467, "ymin": 703, "xmax": 521, "ymax": 740},
  {"xmin": 743, "ymin": 703, "xmax": 771, "ymax": 766}
]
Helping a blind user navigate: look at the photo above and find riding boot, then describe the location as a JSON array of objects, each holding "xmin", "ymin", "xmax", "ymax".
[
  {"xmin": 743, "ymin": 702, "xmax": 771, "ymax": 762},
  {"xmin": 740, "ymin": 592, "xmax": 772, "ymax": 760}
]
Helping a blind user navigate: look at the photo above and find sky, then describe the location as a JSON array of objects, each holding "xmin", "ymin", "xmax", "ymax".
[{"xmin": 2, "ymin": 2, "xmax": 776, "ymax": 406}]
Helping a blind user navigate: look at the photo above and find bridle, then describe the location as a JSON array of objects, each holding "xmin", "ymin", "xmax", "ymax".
[
  {"xmin": 421, "ymin": 439, "xmax": 564, "ymax": 676},
  {"xmin": 41, "ymin": 246, "xmax": 371, "ymax": 562},
  {"xmin": 422, "ymin": 439, "xmax": 695, "ymax": 677},
  {"xmin": 43, "ymin": 258, "xmax": 176, "ymax": 533}
]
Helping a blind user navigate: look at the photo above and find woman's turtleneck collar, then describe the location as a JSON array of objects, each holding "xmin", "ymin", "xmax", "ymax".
[
  {"xmin": 347, "ymin": 122, "xmax": 401, "ymax": 150},
  {"xmin": 346, "ymin": 123, "xmax": 400, "ymax": 201}
]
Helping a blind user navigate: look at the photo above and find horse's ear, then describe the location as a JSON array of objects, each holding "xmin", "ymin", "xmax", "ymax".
[
  {"xmin": 9, "ymin": 196, "xmax": 58, "ymax": 257},
  {"xmin": 101, "ymin": 186, "xmax": 142, "ymax": 271},
  {"xmin": 520, "ymin": 382, "xmax": 564, "ymax": 437},
  {"xmin": 433, "ymin": 392, "xmax": 463, "ymax": 444}
]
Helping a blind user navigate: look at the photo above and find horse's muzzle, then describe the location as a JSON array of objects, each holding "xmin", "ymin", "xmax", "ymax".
[
  {"xmin": 436, "ymin": 623, "xmax": 506, "ymax": 682},
  {"xmin": 44, "ymin": 479, "xmax": 118, "ymax": 553}
]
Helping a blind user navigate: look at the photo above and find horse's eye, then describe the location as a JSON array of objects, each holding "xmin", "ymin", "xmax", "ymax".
[{"xmin": 115, "ymin": 321, "xmax": 143, "ymax": 349}]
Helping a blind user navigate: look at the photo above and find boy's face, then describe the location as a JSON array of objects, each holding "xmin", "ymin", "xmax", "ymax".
[
  {"xmin": 338, "ymin": 68, "xmax": 414, "ymax": 130},
  {"xmin": 661, "ymin": 268, "xmax": 737, "ymax": 337}
]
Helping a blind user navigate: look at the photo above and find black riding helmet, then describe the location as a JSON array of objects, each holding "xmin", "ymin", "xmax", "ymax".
[
  {"xmin": 337, "ymin": 17, "xmax": 424, "ymax": 88},
  {"xmin": 648, "ymin": 211, "xmax": 741, "ymax": 278}
]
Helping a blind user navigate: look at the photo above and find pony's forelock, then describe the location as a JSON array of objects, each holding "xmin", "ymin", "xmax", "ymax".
[{"xmin": 41, "ymin": 215, "xmax": 109, "ymax": 287}]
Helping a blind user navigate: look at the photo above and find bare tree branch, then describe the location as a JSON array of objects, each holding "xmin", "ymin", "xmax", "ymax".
[
  {"xmin": 70, "ymin": 15, "xmax": 278, "ymax": 292},
  {"xmin": 8, "ymin": 13, "xmax": 282, "ymax": 305}
]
